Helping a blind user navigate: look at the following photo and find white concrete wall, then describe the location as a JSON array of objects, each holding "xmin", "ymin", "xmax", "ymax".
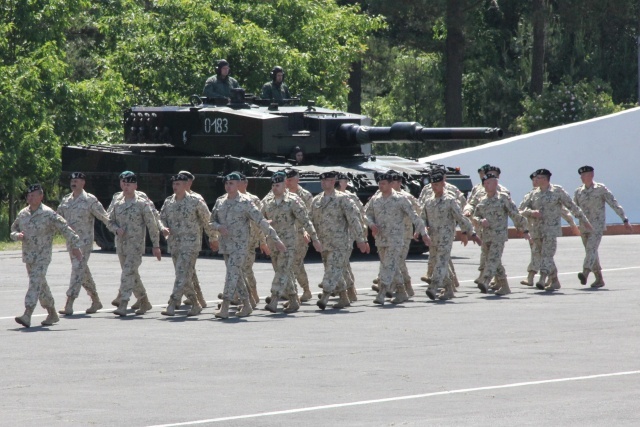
[{"xmin": 420, "ymin": 107, "xmax": 640, "ymax": 223}]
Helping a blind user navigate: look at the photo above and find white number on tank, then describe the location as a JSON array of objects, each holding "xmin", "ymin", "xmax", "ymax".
[{"xmin": 204, "ymin": 117, "xmax": 229, "ymax": 134}]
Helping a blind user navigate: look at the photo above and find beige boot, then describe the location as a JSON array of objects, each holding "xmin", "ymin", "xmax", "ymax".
[
  {"xmin": 347, "ymin": 286, "xmax": 358, "ymax": 302},
  {"xmin": 420, "ymin": 275, "xmax": 431, "ymax": 284},
  {"xmin": 182, "ymin": 298, "xmax": 191, "ymax": 306},
  {"xmin": 392, "ymin": 286, "xmax": 408, "ymax": 304},
  {"xmin": 236, "ymin": 298, "xmax": 253, "ymax": 317},
  {"xmin": 85, "ymin": 293, "xmax": 103, "ymax": 314},
  {"xmin": 405, "ymin": 282, "xmax": 415, "ymax": 297},
  {"xmin": 477, "ymin": 279, "xmax": 489, "ymax": 294},
  {"xmin": 187, "ymin": 299, "xmax": 202, "ymax": 316},
  {"xmin": 215, "ymin": 300, "xmax": 230, "ymax": 319},
  {"xmin": 316, "ymin": 292, "xmax": 330, "ymax": 310},
  {"xmin": 111, "ymin": 292, "xmax": 122, "ymax": 307},
  {"xmin": 426, "ymin": 286, "xmax": 438, "ymax": 301},
  {"xmin": 41, "ymin": 307, "xmax": 60, "ymax": 326},
  {"xmin": 373, "ymin": 289, "xmax": 385, "ymax": 305},
  {"xmin": 265, "ymin": 293, "xmax": 279, "ymax": 313},
  {"xmin": 521, "ymin": 271, "xmax": 536, "ymax": 286},
  {"xmin": 332, "ymin": 290, "xmax": 351, "ymax": 309},
  {"xmin": 135, "ymin": 296, "xmax": 152, "ymax": 315},
  {"xmin": 371, "ymin": 284, "xmax": 380, "ymax": 292},
  {"xmin": 438, "ymin": 285, "xmax": 455, "ymax": 300},
  {"xmin": 131, "ymin": 299, "xmax": 141, "ymax": 310},
  {"xmin": 113, "ymin": 300, "xmax": 128, "ymax": 316},
  {"xmin": 58, "ymin": 297, "xmax": 75, "ymax": 315},
  {"xmin": 535, "ymin": 273, "xmax": 548, "ymax": 290},
  {"xmin": 15, "ymin": 306, "xmax": 35, "ymax": 328},
  {"xmin": 590, "ymin": 271, "xmax": 605, "ymax": 288},
  {"xmin": 299, "ymin": 284, "xmax": 312, "ymax": 302},
  {"xmin": 284, "ymin": 294, "xmax": 300, "ymax": 313},
  {"xmin": 161, "ymin": 299, "xmax": 176, "ymax": 316},
  {"xmin": 578, "ymin": 269, "xmax": 590, "ymax": 285},
  {"xmin": 495, "ymin": 281, "xmax": 512, "ymax": 296}
]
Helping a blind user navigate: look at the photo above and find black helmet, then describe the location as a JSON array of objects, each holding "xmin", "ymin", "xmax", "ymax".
[
  {"xmin": 271, "ymin": 66, "xmax": 285, "ymax": 82},
  {"xmin": 216, "ymin": 59, "xmax": 230, "ymax": 75}
]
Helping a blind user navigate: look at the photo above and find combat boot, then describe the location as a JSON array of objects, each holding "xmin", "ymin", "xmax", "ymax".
[
  {"xmin": 196, "ymin": 285, "xmax": 207, "ymax": 308},
  {"xmin": 373, "ymin": 289, "xmax": 385, "ymax": 305},
  {"xmin": 392, "ymin": 286, "xmax": 408, "ymax": 304},
  {"xmin": 248, "ymin": 293, "xmax": 257, "ymax": 309},
  {"xmin": 111, "ymin": 292, "xmax": 122, "ymax": 307},
  {"xmin": 265, "ymin": 293, "xmax": 279, "ymax": 313},
  {"xmin": 299, "ymin": 283, "xmax": 313, "ymax": 302},
  {"xmin": 590, "ymin": 271, "xmax": 605, "ymax": 288},
  {"xmin": 347, "ymin": 286, "xmax": 358, "ymax": 302},
  {"xmin": 182, "ymin": 298, "xmax": 192, "ymax": 306},
  {"xmin": 15, "ymin": 306, "xmax": 35, "ymax": 328},
  {"xmin": 131, "ymin": 299, "xmax": 141, "ymax": 310},
  {"xmin": 405, "ymin": 282, "xmax": 415, "ymax": 297},
  {"xmin": 495, "ymin": 282, "xmax": 512, "ymax": 296},
  {"xmin": 333, "ymin": 290, "xmax": 351, "ymax": 309},
  {"xmin": 113, "ymin": 300, "xmax": 128, "ymax": 316},
  {"xmin": 58, "ymin": 297, "xmax": 75, "ymax": 316},
  {"xmin": 316, "ymin": 292, "xmax": 330, "ymax": 311},
  {"xmin": 520, "ymin": 271, "xmax": 536, "ymax": 286},
  {"xmin": 426, "ymin": 286, "xmax": 438, "ymax": 301},
  {"xmin": 438, "ymin": 285, "xmax": 455, "ymax": 301},
  {"xmin": 236, "ymin": 298, "xmax": 253, "ymax": 317},
  {"xmin": 135, "ymin": 296, "xmax": 152, "ymax": 315},
  {"xmin": 372, "ymin": 277, "xmax": 379, "ymax": 284},
  {"xmin": 535, "ymin": 273, "xmax": 548, "ymax": 290},
  {"xmin": 41, "ymin": 307, "xmax": 60, "ymax": 326},
  {"xmin": 187, "ymin": 300, "xmax": 202, "ymax": 316},
  {"xmin": 215, "ymin": 300, "xmax": 230, "ymax": 319},
  {"xmin": 85, "ymin": 293, "xmax": 103, "ymax": 314},
  {"xmin": 283, "ymin": 294, "xmax": 300, "ymax": 313},
  {"xmin": 161, "ymin": 300, "xmax": 176, "ymax": 316},
  {"xmin": 477, "ymin": 279, "xmax": 488, "ymax": 294},
  {"xmin": 371, "ymin": 284, "xmax": 380, "ymax": 292},
  {"xmin": 420, "ymin": 275, "xmax": 431, "ymax": 284},
  {"xmin": 578, "ymin": 269, "xmax": 590, "ymax": 285},
  {"xmin": 490, "ymin": 282, "xmax": 501, "ymax": 291}
]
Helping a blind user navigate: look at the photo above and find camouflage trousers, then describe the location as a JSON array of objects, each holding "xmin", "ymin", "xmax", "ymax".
[
  {"xmin": 67, "ymin": 243, "xmax": 98, "ymax": 299},
  {"xmin": 479, "ymin": 239, "xmax": 507, "ymax": 282},
  {"xmin": 532, "ymin": 236, "xmax": 557, "ymax": 276},
  {"xmin": 222, "ymin": 252, "xmax": 249, "ymax": 301},
  {"xmin": 344, "ymin": 249, "xmax": 355, "ymax": 290},
  {"xmin": 426, "ymin": 236, "xmax": 455, "ymax": 290},
  {"xmin": 117, "ymin": 251, "xmax": 147, "ymax": 301},
  {"xmin": 292, "ymin": 236, "xmax": 310, "ymax": 289},
  {"xmin": 243, "ymin": 245, "xmax": 258, "ymax": 296},
  {"xmin": 169, "ymin": 248, "xmax": 199, "ymax": 302},
  {"xmin": 425, "ymin": 243, "xmax": 457, "ymax": 286},
  {"xmin": 400, "ymin": 240, "xmax": 411, "ymax": 286},
  {"xmin": 581, "ymin": 231, "xmax": 603, "ymax": 272},
  {"xmin": 320, "ymin": 248, "xmax": 350, "ymax": 293},
  {"xmin": 526, "ymin": 239, "xmax": 541, "ymax": 273},
  {"xmin": 377, "ymin": 244, "xmax": 404, "ymax": 291},
  {"xmin": 270, "ymin": 249, "xmax": 296, "ymax": 297},
  {"xmin": 24, "ymin": 261, "xmax": 55, "ymax": 309}
]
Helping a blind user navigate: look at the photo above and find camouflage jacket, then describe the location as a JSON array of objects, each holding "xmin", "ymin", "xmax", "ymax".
[
  {"xmin": 422, "ymin": 193, "xmax": 474, "ymax": 240},
  {"xmin": 520, "ymin": 189, "xmax": 576, "ymax": 229},
  {"xmin": 261, "ymin": 192, "xmax": 318, "ymax": 251},
  {"xmin": 364, "ymin": 190, "xmax": 427, "ymax": 247},
  {"xmin": 310, "ymin": 190, "xmax": 366, "ymax": 251},
  {"xmin": 160, "ymin": 193, "xmax": 216, "ymax": 252},
  {"xmin": 108, "ymin": 193, "xmax": 161, "ymax": 254},
  {"xmin": 419, "ymin": 182, "xmax": 466, "ymax": 209},
  {"xmin": 573, "ymin": 181, "xmax": 628, "ymax": 233},
  {"xmin": 519, "ymin": 184, "xmax": 588, "ymax": 238},
  {"xmin": 472, "ymin": 192, "xmax": 527, "ymax": 242},
  {"xmin": 463, "ymin": 183, "xmax": 511, "ymax": 215},
  {"xmin": 58, "ymin": 190, "xmax": 113, "ymax": 248}
]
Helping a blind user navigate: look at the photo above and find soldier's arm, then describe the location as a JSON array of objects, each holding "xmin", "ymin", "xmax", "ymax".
[
  {"xmin": 91, "ymin": 198, "xmax": 116, "ymax": 233},
  {"xmin": 560, "ymin": 206, "xmax": 577, "ymax": 227},
  {"xmin": 247, "ymin": 202, "xmax": 283, "ymax": 244},
  {"xmin": 602, "ymin": 186, "xmax": 629, "ymax": 223},
  {"xmin": 560, "ymin": 189, "xmax": 589, "ymax": 224},
  {"xmin": 52, "ymin": 212, "xmax": 80, "ymax": 248},
  {"xmin": 342, "ymin": 198, "xmax": 366, "ymax": 243},
  {"xmin": 194, "ymin": 199, "xmax": 217, "ymax": 241},
  {"xmin": 506, "ymin": 197, "xmax": 528, "ymax": 231},
  {"xmin": 10, "ymin": 216, "xmax": 22, "ymax": 241},
  {"xmin": 293, "ymin": 200, "xmax": 319, "ymax": 242},
  {"xmin": 402, "ymin": 197, "xmax": 428, "ymax": 236},
  {"xmin": 451, "ymin": 201, "xmax": 474, "ymax": 235},
  {"xmin": 142, "ymin": 203, "xmax": 161, "ymax": 247}
]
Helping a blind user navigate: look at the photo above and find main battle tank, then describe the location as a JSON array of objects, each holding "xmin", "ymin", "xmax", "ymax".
[{"xmin": 61, "ymin": 91, "xmax": 503, "ymax": 250}]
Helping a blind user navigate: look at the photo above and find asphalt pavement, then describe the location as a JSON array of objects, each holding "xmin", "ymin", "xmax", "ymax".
[{"xmin": 1, "ymin": 234, "xmax": 639, "ymax": 426}]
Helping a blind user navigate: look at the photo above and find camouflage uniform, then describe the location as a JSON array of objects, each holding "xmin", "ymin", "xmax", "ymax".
[
  {"xmin": 520, "ymin": 184, "xmax": 589, "ymax": 287},
  {"xmin": 398, "ymin": 189, "xmax": 422, "ymax": 291},
  {"xmin": 242, "ymin": 191, "xmax": 265, "ymax": 303},
  {"xmin": 57, "ymin": 190, "xmax": 113, "ymax": 303},
  {"xmin": 342, "ymin": 190, "xmax": 368, "ymax": 297},
  {"xmin": 291, "ymin": 186, "xmax": 314, "ymax": 295},
  {"xmin": 11, "ymin": 204, "xmax": 80, "ymax": 309},
  {"xmin": 310, "ymin": 190, "xmax": 365, "ymax": 295},
  {"xmin": 203, "ymin": 75, "xmax": 240, "ymax": 98},
  {"xmin": 365, "ymin": 190, "xmax": 427, "ymax": 300},
  {"xmin": 210, "ymin": 193, "xmax": 283, "ymax": 301},
  {"xmin": 160, "ymin": 192, "xmax": 216, "ymax": 308},
  {"xmin": 573, "ymin": 182, "xmax": 628, "ymax": 275},
  {"xmin": 108, "ymin": 193, "xmax": 160, "ymax": 302}
]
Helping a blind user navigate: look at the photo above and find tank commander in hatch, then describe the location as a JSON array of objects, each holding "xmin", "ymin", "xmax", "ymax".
[
  {"xmin": 261, "ymin": 66, "xmax": 290, "ymax": 104},
  {"xmin": 203, "ymin": 59, "xmax": 240, "ymax": 99},
  {"xmin": 290, "ymin": 146, "xmax": 304, "ymax": 165}
]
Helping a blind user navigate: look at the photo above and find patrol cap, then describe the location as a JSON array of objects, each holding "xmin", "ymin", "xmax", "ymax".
[
  {"xmin": 478, "ymin": 164, "xmax": 490, "ymax": 173},
  {"xmin": 284, "ymin": 168, "xmax": 299, "ymax": 178},
  {"xmin": 69, "ymin": 172, "xmax": 86, "ymax": 180},
  {"xmin": 485, "ymin": 165, "xmax": 501, "ymax": 175},
  {"xmin": 376, "ymin": 172, "xmax": 394, "ymax": 183},
  {"xmin": 430, "ymin": 172, "xmax": 445, "ymax": 183},
  {"xmin": 482, "ymin": 172, "xmax": 498, "ymax": 183},
  {"xmin": 578, "ymin": 165, "xmax": 594, "ymax": 175},
  {"xmin": 223, "ymin": 172, "xmax": 242, "ymax": 182},
  {"xmin": 178, "ymin": 170, "xmax": 194, "ymax": 180},
  {"xmin": 271, "ymin": 172, "xmax": 286, "ymax": 183},
  {"xmin": 534, "ymin": 168, "xmax": 552, "ymax": 178},
  {"xmin": 170, "ymin": 173, "xmax": 189, "ymax": 182},
  {"xmin": 27, "ymin": 183, "xmax": 43, "ymax": 193},
  {"xmin": 119, "ymin": 171, "xmax": 137, "ymax": 183},
  {"xmin": 319, "ymin": 171, "xmax": 337, "ymax": 180},
  {"xmin": 336, "ymin": 172, "xmax": 348, "ymax": 180}
]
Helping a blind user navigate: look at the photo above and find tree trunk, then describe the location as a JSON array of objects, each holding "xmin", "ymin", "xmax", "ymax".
[
  {"xmin": 445, "ymin": 0, "xmax": 465, "ymax": 151},
  {"xmin": 347, "ymin": 60, "xmax": 362, "ymax": 114},
  {"xmin": 530, "ymin": 0, "xmax": 546, "ymax": 96}
]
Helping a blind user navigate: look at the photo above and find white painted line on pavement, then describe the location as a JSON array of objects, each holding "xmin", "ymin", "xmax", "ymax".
[{"xmin": 146, "ymin": 370, "xmax": 640, "ymax": 427}]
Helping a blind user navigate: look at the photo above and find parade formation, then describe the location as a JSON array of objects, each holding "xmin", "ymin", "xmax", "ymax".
[{"xmin": 9, "ymin": 163, "xmax": 632, "ymax": 328}]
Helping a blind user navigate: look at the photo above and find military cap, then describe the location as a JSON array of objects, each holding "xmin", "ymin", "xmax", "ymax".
[
  {"xmin": 271, "ymin": 172, "xmax": 286, "ymax": 183},
  {"xmin": 119, "ymin": 171, "xmax": 137, "ymax": 183},
  {"xmin": 376, "ymin": 172, "xmax": 394, "ymax": 182},
  {"xmin": 534, "ymin": 168, "xmax": 552, "ymax": 177},
  {"xmin": 170, "ymin": 173, "xmax": 189, "ymax": 182},
  {"xmin": 319, "ymin": 171, "xmax": 337, "ymax": 179},
  {"xmin": 482, "ymin": 172, "xmax": 498, "ymax": 183},
  {"xmin": 230, "ymin": 171, "xmax": 247, "ymax": 181},
  {"xmin": 284, "ymin": 168, "xmax": 299, "ymax": 178},
  {"xmin": 430, "ymin": 172, "xmax": 445, "ymax": 183},
  {"xmin": 529, "ymin": 171, "xmax": 538, "ymax": 180},
  {"xmin": 27, "ymin": 183, "xmax": 42, "ymax": 193},
  {"xmin": 223, "ymin": 172, "xmax": 242, "ymax": 182},
  {"xmin": 336, "ymin": 172, "xmax": 348, "ymax": 180},
  {"xmin": 478, "ymin": 164, "xmax": 490, "ymax": 173},
  {"xmin": 69, "ymin": 172, "xmax": 86, "ymax": 180},
  {"xmin": 485, "ymin": 165, "xmax": 501, "ymax": 175},
  {"xmin": 578, "ymin": 165, "xmax": 594, "ymax": 175},
  {"xmin": 292, "ymin": 146, "xmax": 303, "ymax": 154},
  {"xmin": 178, "ymin": 170, "xmax": 194, "ymax": 180}
]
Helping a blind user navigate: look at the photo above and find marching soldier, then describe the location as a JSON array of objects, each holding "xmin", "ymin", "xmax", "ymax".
[
  {"xmin": 108, "ymin": 171, "xmax": 162, "ymax": 316},
  {"xmin": 519, "ymin": 169, "xmax": 592, "ymax": 291},
  {"xmin": 261, "ymin": 172, "xmax": 322, "ymax": 313},
  {"xmin": 160, "ymin": 173, "xmax": 217, "ymax": 317},
  {"xmin": 12, "ymin": 184, "xmax": 82, "ymax": 328},
  {"xmin": 310, "ymin": 171, "xmax": 368, "ymax": 310},
  {"xmin": 573, "ymin": 165, "xmax": 632, "ymax": 288},
  {"xmin": 57, "ymin": 172, "xmax": 114, "ymax": 315},
  {"xmin": 210, "ymin": 172, "xmax": 286, "ymax": 319}
]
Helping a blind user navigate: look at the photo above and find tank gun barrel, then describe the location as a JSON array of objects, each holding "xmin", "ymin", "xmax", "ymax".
[{"xmin": 336, "ymin": 122, "xmax": 503, "ymax": 145}]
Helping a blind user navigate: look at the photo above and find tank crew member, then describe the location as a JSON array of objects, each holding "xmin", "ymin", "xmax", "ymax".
[
  {"xmin": 310, "ymin": 171, "xmax": 368, "ymax": 310},
  {"xmin": 57, "ymin": 172, "xmax": 115, "ymax": 316},
  {"xmin": 160, "ymin": 173, "xmax": 217, "ymax": 317},
  {"xmin": 519, "ymin": 169, "xmax": 592, "ymax": 291},
  {"xmin": 421, "ymin": 172, "xmax": 479, "ymax": 301},
  {"xmin": 261, "ymin": 66, "xmax": 291, "ymax": 104},
  {"xmin": 108, "ymin": 171, "xmax": 162, "ymax": 316},
  {"xmin": 573, "ymin": 165, "xmax": 632, "ymax": 288},
  {"xmin": 11, "ymin": 184, "xmax": 82, "ymax": 328},
  {"xmin": 210, "ymin": 172, "xmax": 286, "ymax": 319},
  {"xmin": 365, "ymin": 172, "xmax": 430, "ymax": 305},
  {"xmin": 291, "ymin": 146, "xmax": 304, "ymax": 165},
  {"xmin": 335, "ymin": 172, "xmax": 368, "ymax": 302},
  {"xmin": 471, "ymin": 173, "xmax": 530, "ymax": 295},
  {"xmin": 203, "ymin": 59, "xmax": 240, "ymax": 99},
  {"xmin": 261, "ymin": 172, "xmax": 322, "ymax": 313}
]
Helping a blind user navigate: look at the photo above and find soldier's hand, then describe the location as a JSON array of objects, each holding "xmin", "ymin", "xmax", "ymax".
[
  {"xmin": 413, "ymin": 232, "xmax": 420, "ymax": 241},
  {"xmin": 303, "ymin": 232, "xmax": 311, "ymax": 244},
  {"xmin": 209, "ymin": 240, "xmax": 219, "ymax": 252},
  {"xmin": 460, "ymin": 233, "xmax": 469, "ymax": 247},
  {"xmin": 162, "ymin": 228, "xmax": 170, "ymax": 238},
  {"xmin": 116, "ymin": 228, "xmax": 125, "ymax": 237},
  {"xmin": 523, "ymin": 232, "xmax": 532, "ymax": 243},
  {"xmin": 16, "ymin": 232, "xmax": 24, "ymax": 241},
  {"xmin": 260, "ymin": 243, "xmax": 271, "ymax": 256},
  {"xmin": 218, "ymin": 226, "xmax": 229, "ymax": 236},
  {"xmin": 152, "ymin": 247, "xmax": 162, "ymax": 260},
  {"xmin": 531, "ymin": 210, "xmax": 542, "ymax": 219},
  {"xmin": 422, "ymin": 234, "xmax": 432, "ymax": 247},
  {"xmin": 71, "ymin": 247, "xmax": 83, "ymax": 261},
  {"xmin": 624, "ymin": 221, "xmax": 633, "ymax": 232},
  {"xmin": 312, "ymin": 240, "xmax": 323, "ymax": 252},
  {"xmin": 275, "ymin": 241, "xmax": 287, "ymax": 253},
  {"xmin": 357, "ymin": 241, "xmax": 368, "ymax": 253},
  {"xmin": 369, "ymin": 224, "xmax": 379, "ymax": 237}
]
